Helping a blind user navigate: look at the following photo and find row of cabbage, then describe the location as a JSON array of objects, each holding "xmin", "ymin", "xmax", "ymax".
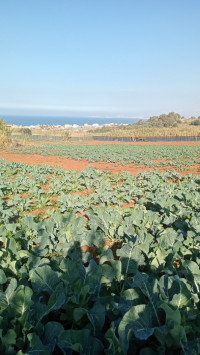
[
  {"xmin": 6, "ymin": 143, "xmax": 200, "ymax": 169},
  {"xmin": 0, "ymin": 159, "xmax": 200, "ymax": 354}
]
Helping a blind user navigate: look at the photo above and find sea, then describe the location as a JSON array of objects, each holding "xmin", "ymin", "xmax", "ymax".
[{"xmin": 1, "ymin": 115, "xmax": 144, "ymax": 127}]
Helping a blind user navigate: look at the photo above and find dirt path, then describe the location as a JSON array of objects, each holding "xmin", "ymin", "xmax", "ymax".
[{"xmin": 0, "ymin": 151, "xmax": 199, "ymax": 176}]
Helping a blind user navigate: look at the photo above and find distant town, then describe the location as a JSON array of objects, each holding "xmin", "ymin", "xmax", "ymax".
[{"xmin": 8, "ymin": 122, "xmax": 129, "ymax": 132}]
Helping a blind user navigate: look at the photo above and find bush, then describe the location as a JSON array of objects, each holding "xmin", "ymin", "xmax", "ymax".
[
  {"xmin": 0, "ymin": 119, "xmax": 12, "ymax": 148},
  {"xmin": 190, "ymin": 119, "xmax": 200, "ymax": 126},
  {"xmin": 19, "ymin": 127, "xmax": 32, "ymax": 135},
  {"xmin": 132, "ymin": 112, "xmax": 182, "ymax": 129},
  {"xmin": 62, "ymin": 130, "xmax": 70, "ymax": 141}
]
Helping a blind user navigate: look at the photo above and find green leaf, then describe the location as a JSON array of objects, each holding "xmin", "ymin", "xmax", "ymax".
[
  {"xmin": 74, "ymin": 307, "xmax": 87, "ymax": 322},
  {"xmin": 43, "ymin": 322, "xmax": 64, "ymax": 351},
  {"xmin": 156, "ymin": 228, "xmax": 178, "ymax": 249},
  {"xmin": 183, "ymin": 260, "xmax": 200, "ymax": 293},
  {"xmin": 117, "ymin": 242, "xmax": 145, "ymax": 275},
  {"xmin": 170, "ymin": 280, "xmax": 191, "ymax": 309},
  {"xmin": 160, "ymin": 302, "xmax": 181, "ymax": 325},
  {"xmin": 87, "ymin": 301, "xmax": 105, "ymax": 334},
  {"xmin": 58, "ymin": 329, "xmax": 90, "ymax": 353},
  {"xmin": 134, "ymin": 272, "xmax": 161, "ymax": 326},
  {"xmin": 47, "ymin": 283, "xmax": 66, "ymax": 312},
  {"xmin": 160, "ymin": 303, "xmax": 187, "ymax": 347},
  {"xmin": 0, "ymin": 328, "xmax": 17, "ymax": 355},
  {"xmin": 118, "ymin": 304, "xmax": 155, "ymax": 351},
  {"xmin": 27, "ymin": 333, "xmax": 51, "ymax": 354},
  {"xmin": 12, "ymin": 285, "xmax": 33, "ymax": 316},
  {"xmin": 0, "ymin": 269, "xmax": 7, "ymax": 284},
  {"xmin": 118, "ymin": 288, "xmax": 145, "ymax": 314},
  {"xmin": 0, "ymin": 278, "xmax": 17, "ymax": 310},
  {"xmin": 30, "ymin": 265, "xmax": 60, "ymax": 294},
  {"xmin": 105, "ymin": 323, "xmax": 125, "ymax": 355}
]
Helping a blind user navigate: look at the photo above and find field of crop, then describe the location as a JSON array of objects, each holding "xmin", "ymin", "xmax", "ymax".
[
  {"xmin": 5, "ymin": 143, "xmax": 200, "ymax": 171},
  {"xmin": 1, "ymin": 150, "xmax": 200, "ymax": 354}
]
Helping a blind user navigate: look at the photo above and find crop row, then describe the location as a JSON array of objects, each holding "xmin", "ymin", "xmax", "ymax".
[
  {"xmin": 0, "ymin": 159, "xmax": 200, "ymax": 354},
  {"xmin": 6, "ymin": 143, "xmax": 200, "ymax": 170}
]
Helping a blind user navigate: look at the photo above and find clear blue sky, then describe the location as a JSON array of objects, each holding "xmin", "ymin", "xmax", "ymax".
[{"xmin": 0, "ymin": 0, "xmax": 200, "ymax": 118}]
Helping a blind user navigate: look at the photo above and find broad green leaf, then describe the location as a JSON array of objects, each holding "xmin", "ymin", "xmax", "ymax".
[
  {"xmin": 160, "ymin": 303, "xmax": 187, "ymax": 347},
  {"xmin": 117, "ymin": 242, "xmax": 145, "ymax": 275},
  {"xmin": 47, "ymin": 283, "xmax": 66, "ymax": 312},
  {"xmin": 43, "ymin": 322, "xmax": 64, "ymax": 351},
  {"xmin": 134, "ymin": 272, "xmax": 161, "ymax": 326},
  {"xmin": 12, "ymin": 285, "xmax": 33, "ymax": 316},
  {"xmin": 118, "ymin": 304, "xmax": 155, "ymax": 351},
  {"xmin": 87, "ymin": 301, "xmax": 105, "ymax": 334},
  {"xmin": 30, "ymin": 265, "xmax": 60, "ymax": 294},
  {"xmin": 170, "ymin": 280, "xmax": 191, "ymax": 309},
  {"xmin": 27, "ymin": 333, "xmax": 51, "ymax": 354},
  {"xmin": 0, "ymin": 278, "xmax": 17, "ymax": 310}
]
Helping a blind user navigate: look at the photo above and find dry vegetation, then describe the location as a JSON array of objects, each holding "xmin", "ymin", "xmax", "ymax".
[
  {"xmin": 23, "ymin": 123, "xmax": 200, "ymax": 139},
  {"xmin": 5, "ymin": 113, "xmax": 200, "ymax": 139},
  {"xmin": 0, "ymin": 119, "xmax": 13, "ymax": 148},
  {"xmin": 90, "ymin": 126, "xmax": 200, "ymax": 137},
  {"xmin": 0, "ymin": 120, "xmax": 25, "ymax": 148}
]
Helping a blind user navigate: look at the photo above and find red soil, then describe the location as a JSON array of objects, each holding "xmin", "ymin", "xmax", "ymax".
[
  {"xmin": 21, "ymin": 192, "xmax": 29, "ymax": 199},
  {"xmin": 81, "ymin": 239, "xmax": 121, "ymax": 264},
  {"xmin": 122, "ymin": 200, "xmax": 136, "ymax": 208},
  {"xmin": 72, "ymin": 189, "xmax": 93, "ymax": 196},
  {"xmin": 41, "ymin": 184, "xmax": 50, "ymax": 191},
  {"xmin": 25, "ymin": 206, "xmax": 57, "ymax": 217},
  {"xmin": 76, "ymin": 211, "xmax": 89, "ymax": 221}
]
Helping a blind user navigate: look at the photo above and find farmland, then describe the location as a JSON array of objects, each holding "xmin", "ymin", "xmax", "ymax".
[
  {"xmin": 5, "ymin": 142, "xmax": 200, "ymax": 171},
  {"xmin": 1, "ymin": 143, "xmax": 200, "ymax": 354}
]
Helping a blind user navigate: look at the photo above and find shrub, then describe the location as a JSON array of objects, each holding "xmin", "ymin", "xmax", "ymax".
[
  {"xmin": 190, "ymin": 119, "xmax": 200, "ymax": 126},
  {"xmin": 62, "ymin": 130, "xmax": 70, "ymax": 141},
  {"xmin": 0, "ymin": 119, "xmax": 12, "ymax": 148}
]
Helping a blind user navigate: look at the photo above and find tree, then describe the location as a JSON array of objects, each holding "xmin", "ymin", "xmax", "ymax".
[{"xmin": 19, "ymin": 127, "xmax": 32, "ymax": 135}]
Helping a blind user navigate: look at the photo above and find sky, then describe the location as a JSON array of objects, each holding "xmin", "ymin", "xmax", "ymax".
[{"xmin": 0, "ymin": 0, "xmax": 200, "ymax": 119}]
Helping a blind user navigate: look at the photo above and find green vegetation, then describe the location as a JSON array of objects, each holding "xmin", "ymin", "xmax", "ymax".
[
  {"xmin": 191, "ymin": 119, "xmax": 200, "ymax": 126},
  {"xmin": 93, "ymin": 112, "xmax": 200, "ymax": 137},
  {"xmin": 1, "ymin": 160, "xmax": 200, "ymax": 353},
  {"xmin": 6, "ymin": 143, "xmax": 200, "ymax": 170},
  {"xmin": 135, "ymin": 112, "xmax": 182, "ymax": 128}
]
